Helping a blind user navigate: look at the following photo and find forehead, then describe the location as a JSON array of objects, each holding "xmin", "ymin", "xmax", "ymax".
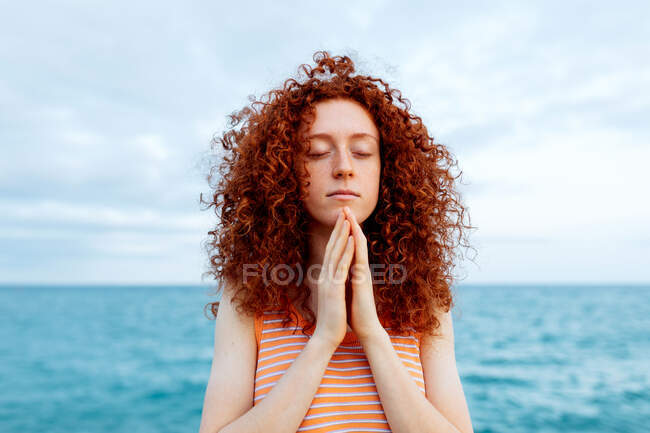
[{"xmin": 302, "ymin": 98, "xmax": 379, "ymax": 139}]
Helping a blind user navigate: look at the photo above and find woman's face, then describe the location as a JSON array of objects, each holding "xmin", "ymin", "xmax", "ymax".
[{"xmin": 297, "ymin": 98, "xmax": 381, "ymax": 228}]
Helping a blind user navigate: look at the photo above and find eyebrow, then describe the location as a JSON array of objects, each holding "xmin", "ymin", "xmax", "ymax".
[{"xmin": 306, "ymin": 132, "xmax": 379, "ymax": 143}]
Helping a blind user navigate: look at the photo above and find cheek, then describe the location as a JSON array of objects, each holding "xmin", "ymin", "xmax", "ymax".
[
  {"xmin": 365, "ymin": 162, "xmax": 381, "ymax": 186},
  {"xmin": 303, "ymin": 164, "xmax": 328, "ymax": 190}
]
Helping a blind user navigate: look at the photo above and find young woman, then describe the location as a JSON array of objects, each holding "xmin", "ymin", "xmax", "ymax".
[{"xmin": 199, "ymin": 51, "xmax": 475, "ymax": 433}]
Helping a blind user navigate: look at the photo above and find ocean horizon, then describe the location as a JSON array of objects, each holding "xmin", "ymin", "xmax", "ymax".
[{"xmin": 1, "ymin": 283, "xmax": 648, "ymax": 432}]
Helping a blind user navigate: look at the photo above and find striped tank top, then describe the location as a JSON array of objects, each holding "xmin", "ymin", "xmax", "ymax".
[{"xmin": 253, "ymin": 302, "xmax": 426, "ymax": 432}]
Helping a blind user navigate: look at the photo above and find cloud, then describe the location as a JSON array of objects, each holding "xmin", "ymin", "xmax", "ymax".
[
  {"xmin": 461, "ymin": 129, "xmax": 650, "ymax": 234},
  {"xmin": 1, "ymin": 0, "xmax": 648, "ymax": 283}
]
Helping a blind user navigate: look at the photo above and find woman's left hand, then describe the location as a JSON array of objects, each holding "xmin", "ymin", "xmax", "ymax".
[{"xmin": 343, "ymin": 206, "xmax": 384, "ymax": 342}]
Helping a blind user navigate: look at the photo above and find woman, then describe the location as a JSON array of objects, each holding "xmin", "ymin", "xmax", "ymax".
[{"xmin": 199, "ymin": 51, "xmax": 475, "ymax": 433}]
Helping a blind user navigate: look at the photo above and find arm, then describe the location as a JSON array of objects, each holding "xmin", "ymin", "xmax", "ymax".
[
  {"xmin": 219, "ymin": 336, "xmax": 337, "ymax": 433},
  {"xmin": 198, "ymin": 287, "xmax": 338, "ymax": 433},
  {"xmin": 359, "ymin": 309, "xmax": 474, "ymax": 433}
]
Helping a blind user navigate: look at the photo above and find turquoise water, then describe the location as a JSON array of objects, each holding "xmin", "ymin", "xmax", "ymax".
[{"xmin": 1, "ymin": 284, "xmax": 648, "ymax": 432}]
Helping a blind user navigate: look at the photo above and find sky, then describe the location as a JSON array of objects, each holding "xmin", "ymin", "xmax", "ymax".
[{"xmin": 1, "ymin": 0, "xmax": 648, "ymax": 285}]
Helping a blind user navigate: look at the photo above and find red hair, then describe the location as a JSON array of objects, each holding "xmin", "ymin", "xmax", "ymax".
[{"xmin": 201, "ymin": 50, "xmax": 476, "ymax": 338}]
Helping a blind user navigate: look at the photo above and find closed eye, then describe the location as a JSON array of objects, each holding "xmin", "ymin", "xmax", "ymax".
[{"xmin": 307, "ymin": 152, "xmax": 372, "ymax": 158}]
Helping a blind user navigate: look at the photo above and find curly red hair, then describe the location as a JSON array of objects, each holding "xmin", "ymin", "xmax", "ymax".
[{"xmin": 201, "ymin": 50, "xmax": 476, "ymax": 339}]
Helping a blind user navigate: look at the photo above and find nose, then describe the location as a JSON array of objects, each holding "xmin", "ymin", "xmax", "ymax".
[{"xmin": 332, "ymin": 150, "xmax": 354, "ymax": 178}]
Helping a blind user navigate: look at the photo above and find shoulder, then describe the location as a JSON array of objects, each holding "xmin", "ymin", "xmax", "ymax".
[
  {"xmin": 419, "ymin": 307, "xmax": 454, "ymax": 354},
  {"xmin": 435, "ymin": 308, "xmax": 454, "ymax": 342},
  {"xmin": 215, "ymin": 284, "xmax": 257, "ymax": 342}
]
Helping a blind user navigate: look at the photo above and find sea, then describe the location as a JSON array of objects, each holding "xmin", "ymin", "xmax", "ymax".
[{"xmin": 1, "ymin": 284, "xmax": 648, "ymax": 433}]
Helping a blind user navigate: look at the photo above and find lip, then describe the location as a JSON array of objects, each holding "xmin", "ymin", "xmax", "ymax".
[
  {"xmin": 328, "ymin": 194, "xmax": 358, "ymax": 200},
  {"xmin": 327, "ymin": 189, "xmax": 360, "ymax": 197}
]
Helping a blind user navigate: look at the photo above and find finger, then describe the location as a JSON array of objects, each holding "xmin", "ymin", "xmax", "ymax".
[
  {"xmin": 335, "ymin": 235, "xmax": 355, "ymax": 284},
  {"xmin": 328, "ymin": 219, "xmax": 351, "ymax": 281},
  {"xmin": 325, "ymin": 210, "xmax": 344, "ymax": 253},
  {"xmin": 347, "ymin": 209, "xmax": 369, "ymax": 265},
  {"xmin": 322, "ymin": 211, "xmax": 345, "ymax": 273}
]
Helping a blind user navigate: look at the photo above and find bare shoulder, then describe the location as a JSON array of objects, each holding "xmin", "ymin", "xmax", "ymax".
[
  {"xmin": 420, "ymin": 307, "xmax": 454, "ymax": 349},
  {"xmin": 216, "ymin": 285, "xmax": 256, "ymax": 338}
]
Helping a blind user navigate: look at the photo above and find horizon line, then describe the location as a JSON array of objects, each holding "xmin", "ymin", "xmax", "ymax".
[{"xmin": 1, "ymin": 281, "xmax": 649, "ymax": 287}]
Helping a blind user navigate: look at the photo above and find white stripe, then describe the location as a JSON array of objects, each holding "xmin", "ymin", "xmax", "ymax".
[
  {"xmin": 309, "ymin": 401, "xmax": 381, "ymax": 409},
  {"xmin": 325, "ymin": 365, "xmax": 373, "ymax": 372},
  {"xmin": 258, "ymin": 348, "xmax": 303, "ymax": 362},
  {"xmin": 328, "ymin": 358, "xmax": 369, "ymax": 364},
  {"xmin": 337, "ymin": 344, "xmax": 363, "ymax": 349},
  {"xmin": 398, "ymin": 356, "xmax": 423, "ymax": 368},
  {"xmin": 259, "ymin": 340, "xmax": 308, "ymax": 354},
  {"xmin": 327, "ymin": 429, "xmax": 391, "ymax": 433},
  {"xmin": 387, "ymin": 335, "xmax": 417, "ymax": 343},
  {"xmin": 254, "ymin": 389, "xmax": 379, "ymax": 402},
  {"xmin": 297, "ymin": 418, "xmax": 389, "ymax": 431},
  {"xmin": 255, "ymin": 358, "xmax": 294, "ymax": 374},
  {"xmin": 390, "ymin": 341, "xmax": 418, "ymax": 349},
  {"xmin": 303, "ymin": 410, "xmax": 385, "ymax": 420},
  {"xmin": 395, "ymin": 349, "xmax": 420, "ymax": 358},
  {"xmin": 323, "ymin": 373, "xmax": 373, "ymax": 380},
  {"xmin": 254, "ymin": 382, "xmax": 277, "ymax": 393},
  {"xmin": 318, "ymin": 382, "xmax": 377, "ymax": 389},
  {"xmin": 258, "ymin": 372, "xmax": 381, "ymax": 388},
  {"xmin": 262, "ymin": 326, "xmax": 305, "ymax": 334},
  {"xmin": 264, "ymin": 318, "xmax": 289, "ymax": 323},
  {"xmin": 255, "ymin": 369, "xmax": 286, "ymax": 382},
  {"xmin": 405, "ymin": 366, "xmax": 425, "ymax": 377},
  {"xmin": 315, "ymin": 391, "xmax": 379, "ymax": 398},
  {"xmin": 260, "ymin": 334, "xmax": 309, "ymax": 345}
]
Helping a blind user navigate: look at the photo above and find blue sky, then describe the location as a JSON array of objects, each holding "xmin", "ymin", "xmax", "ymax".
[{"xmin": 1, "ymin": 1, "xmax": 648, "ymax": 284}]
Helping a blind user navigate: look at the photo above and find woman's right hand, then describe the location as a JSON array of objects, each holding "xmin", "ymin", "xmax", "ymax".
[{"xmin": 312, "ymin": 209, "xmax": 355, "ymax": 350}]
